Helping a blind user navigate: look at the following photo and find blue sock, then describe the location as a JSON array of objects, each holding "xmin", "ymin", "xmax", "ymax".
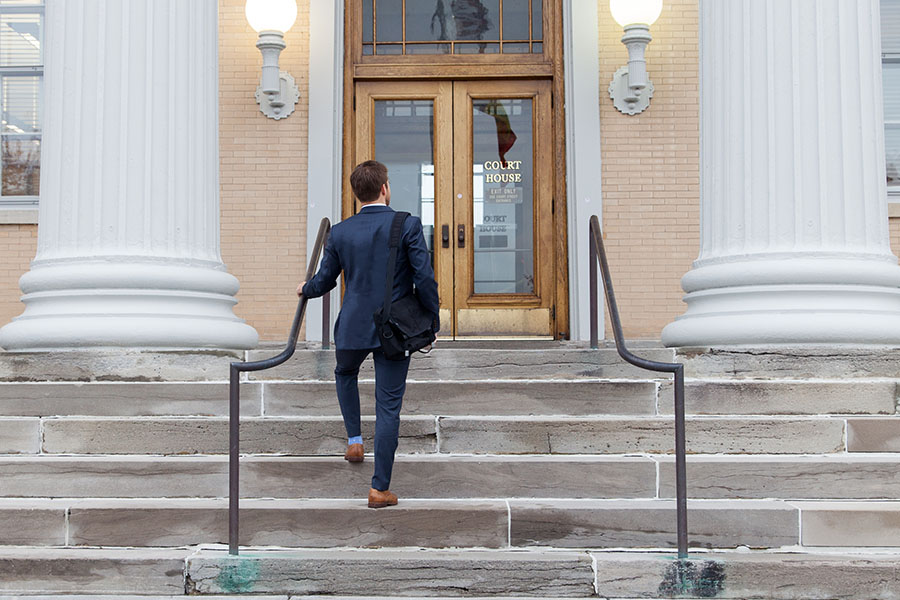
[{"xmin": 348, "ymin": 435, "xmax": 363, "ymax": 446}]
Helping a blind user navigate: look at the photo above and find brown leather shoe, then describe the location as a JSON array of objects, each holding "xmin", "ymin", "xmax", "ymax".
[
  {"xmin": 368, "ymin": 487, "xmax": 398, "ymax": 508},
  {"xmin": 344, "ymin": 443, "xmax": 364, "ymax": 463}
]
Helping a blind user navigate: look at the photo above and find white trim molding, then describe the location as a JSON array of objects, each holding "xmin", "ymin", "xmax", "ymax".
[
  {"xmin": 305, "ymin": 0, "xmax": 343, "ymax": 343},
  {"xmin": 564, "ymin": 0, "xmax": 604, "ymax": 341}
]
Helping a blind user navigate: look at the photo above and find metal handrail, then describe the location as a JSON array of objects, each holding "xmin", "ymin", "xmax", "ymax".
[
  {"xmin": 228, "ymin": 216, "xmax": 332, "ymax": 555},
  {"xmin": 588, "ymin": 215, "xmax": 689, "ymax": 558}
]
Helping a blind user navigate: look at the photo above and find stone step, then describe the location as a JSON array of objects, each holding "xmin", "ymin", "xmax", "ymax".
[
  {"xmin": 0, "ymin": 547, "xmax": 188, "ymax": 595},
  {"xmin": 0, "ymin": 350, "xmax": 239, "ymax": 382},
  {"xmin": 0, "ymin": 597, "xmax": 587, "ymax": 600},
  {"xmin": 33, "ymin": 415, "xmax": 847, "ymax": 455},
  {"xmin": 657, "ymin": 455, "xmax": 900, "ymax": 499},
  {"xmin": 262, "ymin": 379, "xmax": 659, "ymax": 417},
  {"xmin": 38, "ymin": 416, "xmax": 438, "ymax": 455},
  {"xmin": 0, "ymin": 597, "xmax": 296, "ymax": 600},
  {"xmin": 665, "ymin": 379, "xmax": 897, "ymax": 415},
  {"xmin": 796, "ymin": 501, "xmax": 900, "ymax": 547},
  {"xmin": 6, "ymin": 454, "xmax": 900, "ymax": 502},
  {"xmin": 3, "ymin": 545, "xmax": 900, "ymax": 597},
  {"xmin": 5, "ymin": 378, "xmax": 896, "ymax": 420},
  {"xmin": 677, "ymin": 346, "xmax": 900, "ymax": 379},
  {"xmin": 847, "ymin": 418, "xmax": 900, "ymax": 451},
  {"xmin": 0, "ymin": 498, "xmax": 801, "ymax": 550},
  {"xmin": 186, "ymin": 548, "xmax": 596, "ymax": 596},
  {"xmin": 436, "ymin": 416, "xmax": 845, "ymax": 455},
  {"xmin": 246, "ymin": 347, "xmax": 675, "ymax": 381},
  {"xmin": 0, "ymin": 455, "xmax": 657, "ymax": 499},
  {"xmin": 0, "ymin": 380, "xmax": 660, "ymax": 418},
  {"xmin": 184, "ymin": 548, "xmax": 900, "ymax": 598},
  {"xmin": 0, "ymin": 594, "xmax": 592, "ymax": 600},
  {"xmin": 592, "ymin": 551, "xmax": 900, "ymax": 599}
]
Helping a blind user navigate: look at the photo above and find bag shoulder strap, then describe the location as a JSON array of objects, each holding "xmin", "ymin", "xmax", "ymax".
[{"xmin": 382, "ymin": 211, "xmax": 410, "ymax": 323}]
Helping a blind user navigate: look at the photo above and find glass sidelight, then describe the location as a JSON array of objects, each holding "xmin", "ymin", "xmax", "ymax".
[{"xmin": 355, "ymin": 80, "xmax": 553, "ymax": 337}]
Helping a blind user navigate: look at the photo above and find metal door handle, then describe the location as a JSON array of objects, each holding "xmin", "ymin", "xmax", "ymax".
[
  {"xmin": 457, "ymin": 224, "xmax": 465, "ymax": 248},
  {"xmin": 442, "ymin": 225, "xmax": 450, "ymax": 248}
]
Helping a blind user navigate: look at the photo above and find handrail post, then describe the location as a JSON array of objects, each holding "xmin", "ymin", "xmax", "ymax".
[
  {"xmin": 228, "ymin": 363, "xmax": 240, "ymax": 555},
  {"xmin": 588, "ymin": 214, "xmax": 688, "ymax": 558},
  {"xmin": 674, "ymin": 365, "xmax": 688, "ymax": 559},
  {"xmin": 226, "ymin": 217, "xmax": 331, "ymax": 557},
  {"xmin": 589, "ymin": 224, "xmax": 599, "ymax": 349},
  {"xmin": 322, "ymin": 291, "xmax": 331, "ymax": 349}
]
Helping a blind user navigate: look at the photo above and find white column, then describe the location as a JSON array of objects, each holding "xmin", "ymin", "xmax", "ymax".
[
  {"xmin": 662, "ymin": 0, "xmax": 900, "ymax": 346},
  {"xmin": 0, "ymin": 0, "xmax": 258, "ymax": 350}
]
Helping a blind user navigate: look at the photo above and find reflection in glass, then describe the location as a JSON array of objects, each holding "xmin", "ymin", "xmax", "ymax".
[
  {"xmin": 2, "ymin": 75, "xmax": 39, "ymax": 133},
  {"xmin": 455, "ymin": 42, "xmax": 499, "ymax": 54},
  {"xmin": 374, "ymin": 100, "xmax": 437, "ymax": 264},
  {"xmin": 532, "ymin": 0, "xmax": 542, "ymax": 40},
  {"xmin": 888, "ymin": 124, "xmax": 900, "ymax": 189},
  {"xmin": 502, "ymin": 0, "xmax": 529, "ymax": 40},
  {"xmin": 472, "ymin": 98, "xmax": 534, "ymax": 294},
  {"xmin": 406, "ymin": 43, "xmax": 451, "ymax": 55},
  {"xmin": 0, "ymin": 12, "xmax": 40, "ymax": 67},
  {"xmin": 502, "ymin": 43, "xmax": 529, "ymax": 54},
  {"xmin": 363, "ymin": 0, "xmax": 373, "ymax": 42},
  {"xmin": 885, "ymin": 62, "xmax": 900, "ymax": 188},
  {"xmin": 376, "ymin": 0, "xmax": 403, "ymax": 43},
  {"xmin": 2, "ymin": 137, "xmax": 38, "ymax": 196},
  {"xmin": 885, "ymin": 0, "xmax": 900, "ymax": 54},
  {"xmin": 364, "ymin": 0, "xmax": 541, "ymax": 54}
]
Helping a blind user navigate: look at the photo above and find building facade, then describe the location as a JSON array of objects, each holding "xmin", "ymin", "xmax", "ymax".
[{"xmin": 0, "ymin": 0, "xmax": 899, "ymax": 348}]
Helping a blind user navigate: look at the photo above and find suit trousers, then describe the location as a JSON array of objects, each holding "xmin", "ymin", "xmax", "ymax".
[{"xmin": 334, "ymin": 348, "xmax": 411, "ymax": 491}]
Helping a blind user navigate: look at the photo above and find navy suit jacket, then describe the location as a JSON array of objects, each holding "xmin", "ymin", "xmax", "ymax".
[{"xmin": 302, "ymin": 205, "xmax": 440, "ymax": 350}]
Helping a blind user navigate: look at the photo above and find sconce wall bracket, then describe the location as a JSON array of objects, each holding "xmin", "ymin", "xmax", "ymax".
[
  {"xmin": 255, "ymin": 70, "xmax": 300, "ymax": 120},
  {"xmin": 609, "ymin": 65, "xmax": 654, "ymax": 115}
]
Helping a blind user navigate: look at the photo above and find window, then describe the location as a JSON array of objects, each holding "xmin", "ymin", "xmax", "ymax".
[
  {"xmin": 361, "ymin": 0, "xmax": 543, "ymax": 56},
  {"xmin": 0, "ymin": 0, "xmax": 41, "ymax": 207},
  {"xmin": 884, "ymin": 0, "xmax": 900, "ymax": 198}
]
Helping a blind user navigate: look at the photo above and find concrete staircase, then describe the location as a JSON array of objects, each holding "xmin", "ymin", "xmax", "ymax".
[{"xmin": 1, "ymin": 344, "xmax": 900, "ymax": 598}]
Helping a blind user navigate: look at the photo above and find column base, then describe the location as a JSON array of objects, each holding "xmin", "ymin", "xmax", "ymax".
[
  {"xmin": 662, "ymin": 256, "xmax": 900, "ymax": 347},
  {"xmin": 0, "ymin": 259, "xmax": 259, "ymax": 351}
]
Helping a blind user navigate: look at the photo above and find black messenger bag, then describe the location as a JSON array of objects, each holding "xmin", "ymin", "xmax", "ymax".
[{"xmin": 372, "ymin": 211, "xmax": 437, "ymax": 361}]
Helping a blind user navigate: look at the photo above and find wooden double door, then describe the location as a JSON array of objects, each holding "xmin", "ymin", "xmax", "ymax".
[{"xmin": 354, "ymin": 80, "xmax": 555, "ymax": 338}]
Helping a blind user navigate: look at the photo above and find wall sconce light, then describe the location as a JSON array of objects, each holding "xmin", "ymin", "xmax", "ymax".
[
  {"xmin": 246, "ymin": 0, "xmax": 300, "ymax": 120},
  {"xmin": 608, "ymin": 0, "xmax": 663, "ymax": 115}
]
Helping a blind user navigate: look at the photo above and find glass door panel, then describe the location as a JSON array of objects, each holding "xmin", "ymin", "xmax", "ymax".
[
  {"xmin": 355, "ymin": 79, "xmax": 553, "ymax": 338},
  {"xmin": 373, "ymin": 99, "xmax": 437, "ymax": 260},
  {"xmin": 453, "ymin": 80, "xmax": 553, "ymax": 337},
  {"xmin": 472, "ymin": 97, "xmax": 534, "ymax": 294},
  {"xmin": 355, "ymin": 81, "xmax": 454, "ymax": 335}
]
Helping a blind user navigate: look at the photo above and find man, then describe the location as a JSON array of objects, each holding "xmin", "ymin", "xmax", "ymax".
[{"xmin": 298, "ymin": 160, "xmax": 440, "ymax": 508}]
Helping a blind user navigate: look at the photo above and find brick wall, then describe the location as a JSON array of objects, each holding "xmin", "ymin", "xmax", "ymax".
[
  {"xmin": 218, "ymin": 0, "xmax": 310, "ymax": 342},
  {"xmin": 0, "ymin": 225, "xmax": 36, "ymax": 329},
  {"xmin": 598, "ymin": 0, "xmax": 700, "ymax": 339}
]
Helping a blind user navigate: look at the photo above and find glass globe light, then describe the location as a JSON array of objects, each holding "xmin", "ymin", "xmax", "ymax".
[
  {"xmin": 245, "ymin": 0, "xmax": 298, "ymax": 33},
  {"xmin": 609, "ymin": 0, "xmax": 662, "ymax": 27}
]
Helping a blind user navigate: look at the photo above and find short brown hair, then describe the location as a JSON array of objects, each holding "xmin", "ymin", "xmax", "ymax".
[{"xmin": 350, "ymin": 160, "xmax": 388, "ymax": 204}]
